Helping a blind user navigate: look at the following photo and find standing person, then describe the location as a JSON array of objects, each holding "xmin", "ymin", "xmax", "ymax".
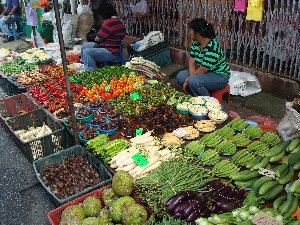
[
  {"xmin": 176, "ymin": 18, "xmax": 230, "ymax": 96},
  {"xmin": 81, "ymin": 3, "xmax": 126, "ymax": 70},
  {"xmin": 0, "ymin": 0, "xmax": 21, "ymax": 43}
]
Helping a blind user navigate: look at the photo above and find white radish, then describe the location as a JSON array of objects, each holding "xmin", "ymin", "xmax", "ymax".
[
  {"xmin": 144, "ymin": 146, "xmax": 160, "ymax": 154},
  {"xmin": 123, "ymin": 163, "xmax": 137, "ymax": 172},
  {"xmin": 141, "ymin": 140, "xmax": 156, "ymax": 147},
  {"xmin": 134, "ymin": 156, "xmax": 160, "ymax": 177},
  {"xmin": 134, "ymin": 136, "xmax": 154, "ymax": 145},
  {"xmin": 140, "ymin": 161, "xmax": 162, "ymax": 176},
  {"xmin": 130, "ymin": 131, "xmax": 152, "ymax": 143},
  {"xmin": 157, "ymin": 149, "xmax": 171, "ymax": 156},
  {"xmin": 16, "ymin": 130, "xmax": 26, "ymax": 135}
]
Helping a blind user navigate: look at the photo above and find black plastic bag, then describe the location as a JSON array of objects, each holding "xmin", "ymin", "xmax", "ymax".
[{"xmin": 86, "ymin": 29, "xmax": 98, "ymax": 42}]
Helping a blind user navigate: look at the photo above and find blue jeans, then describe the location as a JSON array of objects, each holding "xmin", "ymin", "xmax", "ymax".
[
  {"xmin": 176, "ymin": 70, "xmax": 229, "ymax": 96},
  {"xmin": 81, "ymin": 42, "xmax": 116, "ymax": 70},
  {"xmin": 0, "ymin": 15, "xmax": 20, "ymax": 37}
]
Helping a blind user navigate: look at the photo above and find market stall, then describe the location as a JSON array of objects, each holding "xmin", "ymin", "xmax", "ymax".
[{"xmin": 1, "ymin": 45, "xmax": 300, "ymax": 224}]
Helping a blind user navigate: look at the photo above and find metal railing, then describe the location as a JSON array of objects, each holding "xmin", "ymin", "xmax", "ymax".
[{"xmin": 113, "ymin": 0, "xmax": 300, "ymax": 80}]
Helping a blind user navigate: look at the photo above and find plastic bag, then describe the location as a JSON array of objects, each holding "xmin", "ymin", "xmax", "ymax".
[
  {"xmin": 229, "ymin": 71, "xmax": 262, "ymax": 97},
  {"xmin": 132, "ymin": 31, "xmax": 164, "ymax": 52},
  {"xmin": 246, "ymin": 116, "xmax": 278, "ymax": 132},
  {"xmin": 278, "ymin": 102, "xmax": 300, "ymax": 140},
  {"xmin": 76, "ymin": 3, "xmax": 94, "ymax": 41},
  {"xmin": 53, "ymin": 14, "xmax": 78, "ymax": 43},
  {"xmin": 130, "ymin": 0, "xmax": 149, "ymax": 18},
  {"xmin": 77, "ymin": 2, "xmax": 91, "ymax": 16}
]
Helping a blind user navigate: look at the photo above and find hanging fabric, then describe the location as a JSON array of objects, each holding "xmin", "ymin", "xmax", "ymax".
[
  {"xmin": 26, "ymin": 4, "xmax": 38, "ymax": 26},
  {"xmin": 246, "ymin": 0, "xmax": 263, "ymax": 21},
  {"xmin": 234, "ymin": 0, "xmax": 247, "ymax": 12},
  {"xmin": 39, "ymin": 0, "xmax": 48, "ymax": 7}
]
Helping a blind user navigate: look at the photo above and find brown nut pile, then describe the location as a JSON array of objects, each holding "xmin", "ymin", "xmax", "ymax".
[{"xmin": 40, "ymin": 155, "xmax": 102, "ymax": 199}]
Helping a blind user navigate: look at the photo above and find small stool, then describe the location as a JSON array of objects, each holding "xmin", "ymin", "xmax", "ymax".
[{"xmin": 210, "ymin": 84, "xmax": 231, "ymax": 104}]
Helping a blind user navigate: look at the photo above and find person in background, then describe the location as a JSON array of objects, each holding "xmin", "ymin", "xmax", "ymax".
[
  {"xmin": 176, "ymin": 18, "xmax": 230, "ymax": 96},
  {"xmin": 80, "ymin": 3, "xmax": 126, "ymax": 70},
  {"xmin": 0, "ymin": 0, "xmax": 21, "ymax": 43}
]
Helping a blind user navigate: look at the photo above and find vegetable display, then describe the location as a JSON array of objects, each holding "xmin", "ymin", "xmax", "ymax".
[
  {"xmin": 199, "ymin": 150, "xmax": 220, "ymax": 165},
  {"xmin": 109, "ymin": 132, "xmax": 176, "ymax": 178},
  {"xmin": 166, "ymin": 179, "xmax": 245, "ymax": 223},
  {"xmin": 16, "ymin": 124, "xmax": 53, "ymax": 142},
  {"xmin": 135, "ymin": 158, "xmax": 213, "ymax": 217},
  {"xmin": 0, "ymin": 60, "xmax": 37, "ymax": 75},
  {"xmin": 87, "ymin": 135, "xmax": 130, "ymax": 163},
  {"xmin": 213, "ymin": 160, "xmax": 240, "ymax": 178}
]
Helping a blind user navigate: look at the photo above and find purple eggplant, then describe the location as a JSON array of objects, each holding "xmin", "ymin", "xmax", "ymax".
[
  {"xmin": 217, "ymin": 186, "xmax": 232, "ymax": 196},
  {"xmin": 216, "ymin": 198, "xmax": 241, "ymax": 211},
  {"xmin": 182, "ymin": 199, "xmax": 203, "ymax": 218},
  {"xmin": 166, "ymin": 191, "xmax": 196, "ymax": 212},
  {"xmin": 186, "ymin": 210, "xmax": 201, "ymax": 222}
]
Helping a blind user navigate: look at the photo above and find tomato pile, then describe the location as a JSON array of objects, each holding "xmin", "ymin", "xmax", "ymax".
[{"xmin": 81, "ymin": 74, "xmax": 144, "ymax": 101}]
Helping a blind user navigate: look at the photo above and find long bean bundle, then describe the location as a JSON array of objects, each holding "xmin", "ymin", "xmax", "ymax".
[{"xmin": 135, "ymin": 158, "xmax": 213, "ymax": 217}]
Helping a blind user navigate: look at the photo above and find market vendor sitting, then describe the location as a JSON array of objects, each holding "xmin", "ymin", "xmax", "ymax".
[
  {"xmin": 80, "ymin": 3, "xmax": 126, "ymax": 70},
  {"xmin": 176, "ymin": 18, "xmax": 230, "ymax": 96},
  {"xmin": 0, "ymin": 0, "xmax": 21, "ymax": 43}
]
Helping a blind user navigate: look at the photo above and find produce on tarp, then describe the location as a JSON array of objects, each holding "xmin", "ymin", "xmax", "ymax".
[{"xmin": 0, "ymin": 60, "xmax": 37, "ymax": 75}]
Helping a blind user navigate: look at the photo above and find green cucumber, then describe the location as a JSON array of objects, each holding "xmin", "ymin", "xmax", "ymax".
[
  {"xmin": 262, "ymin": 184, "xmax": 283, "ymax": 201},
  {"xmin": 258, "ymin": 180, "xmax": 279, "ymax": 195},
  {"xmin": 278, "ymin": 167, "xmax": 294, "ymax": 185},
  {"xmin": 290, "ymin": 179, "xmax": 300, "ymax": 193},
  {"xmin": 287, "ymin": 150, "xmax": 300, "ymax": 166},
  {"xmin": 265, "ymin": 163, "xmax": 272, "ymax": 170},
  {"xmin": 279, "ymin": 193, "xmax": 293, "ymax": 214},
  {"xmin": 247, "ymin": 156, "xmax": 263, "ymax": 169},
  {"xmin": 287, "ymin": 138, "xmax": 300, "ymax": 152},
  {"xmin": 265, "ymin": 141, "xmax": 289, "ymax": 157},
  {"xmin": 251, "ymin": 156, "xmax": 270, "ymax": 170},
  {"xmin": 231, "ymin": 170, "xmax": 259, "ymax": 181},
  {"xmin": 284, "ymin": 196, "xmax": 299, "ymax": 217},
  {"xmin": 293, "ymin": 160, "xmax": 300, "ymax": 170},
  {"xmin": 273, "ymin": 195, "xmax": 287, "ymax": 211},
  {"xmin": 235, "ymin": 177, "xmax": 258, "ymax": 188},
  {"xmin": 252, "ymin": 176, "xmax": 273, "ymax": 193},
  {"xmin": 274, "ymin": 163, "xmax": 289, "ymax": 177},
  {"xmin": 269, "ymin": 150, "xmax": 286, "ymax": 163}
]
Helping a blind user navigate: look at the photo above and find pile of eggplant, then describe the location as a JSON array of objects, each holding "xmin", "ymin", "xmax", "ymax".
[{"xmin": 166, "ymin": 179, "xmax": 245, "ymax": 224}]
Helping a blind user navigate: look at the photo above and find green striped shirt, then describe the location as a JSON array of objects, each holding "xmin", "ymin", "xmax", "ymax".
[{"xmin": 190, "ymin": 39, "xmax": 230, "ymax": 76}]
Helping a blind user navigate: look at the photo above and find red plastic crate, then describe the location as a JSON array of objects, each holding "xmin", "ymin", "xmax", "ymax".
[
  {"xmin": 48, "ymin": 185, "xmax": 152, "ymax": 225},
  {"xmin": 0, "ymin": 93, "xmax": 40, "ymax": 119}
]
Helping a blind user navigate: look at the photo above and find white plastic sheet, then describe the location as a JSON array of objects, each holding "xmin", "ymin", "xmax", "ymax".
[{"xmin": 278, "ymin": 103, "xmax": 300, "ymax": 140}]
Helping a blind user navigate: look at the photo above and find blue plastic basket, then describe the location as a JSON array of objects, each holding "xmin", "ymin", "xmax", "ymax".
[
  {"xmin": 78, "ymin": 131, "xmax": 100, "ymax": 144},
  {"xmin": 33, "ymin": 145, "xmax": 112, "ymax": 205},
  {"xmin": 190, "ymin": 111, "xmax": 207, "ymax": 120},
  {"xmin": 98, "ymin": 125, "xmax": 118, "ymax": 136},
  {"xmin": 76, "ymin": 111, "xmax": 94, "ymax": 123}
]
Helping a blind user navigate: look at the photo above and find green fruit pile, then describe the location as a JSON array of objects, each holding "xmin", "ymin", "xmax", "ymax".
[
  {"xmin": 0, "ymin": 60, "xmax": 37, "ymax": 75},
  {"xmin": 59, "ymin": 171, "xmax": 148, "ymax": 225}
]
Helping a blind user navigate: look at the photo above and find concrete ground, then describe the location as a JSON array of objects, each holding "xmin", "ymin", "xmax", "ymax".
[
  {"xmin": 0, "ymin": 36, "xmax": 30, "ymax": 52},
  {"xmin": 0, "ymin": 84, "xmax": 56, "ymax": 225},
  {"xmin": 0, "ymin": 45, "xmax": 288, "ymax": 224}
]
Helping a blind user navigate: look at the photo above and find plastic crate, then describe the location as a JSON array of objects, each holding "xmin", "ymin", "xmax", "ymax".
[
  {"xmin": 0, "ymin": 93, "xmax": 40, "ymax": 120},
  {"xmin": 48, "ymin": 185, "xmax": 152, "ymax": 225},
  {"xmin": 33, "ymin": 146, "xmax": 112, "ymax": 205},
  {"xmin": 5, "ymin": 109, "xmax": 74, "ymax": 163},
  {"xmin": 128, "ymin": 40, "xmax": 171, "ymax": 66},
  {"xmin": 0, "ymin": 75, "xmax": 26, "ymax": 96}
]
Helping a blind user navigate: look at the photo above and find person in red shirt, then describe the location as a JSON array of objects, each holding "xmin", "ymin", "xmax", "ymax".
[{"xmin": 81, "ymin": 3, "xmax": 126, "ymax": 70}]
